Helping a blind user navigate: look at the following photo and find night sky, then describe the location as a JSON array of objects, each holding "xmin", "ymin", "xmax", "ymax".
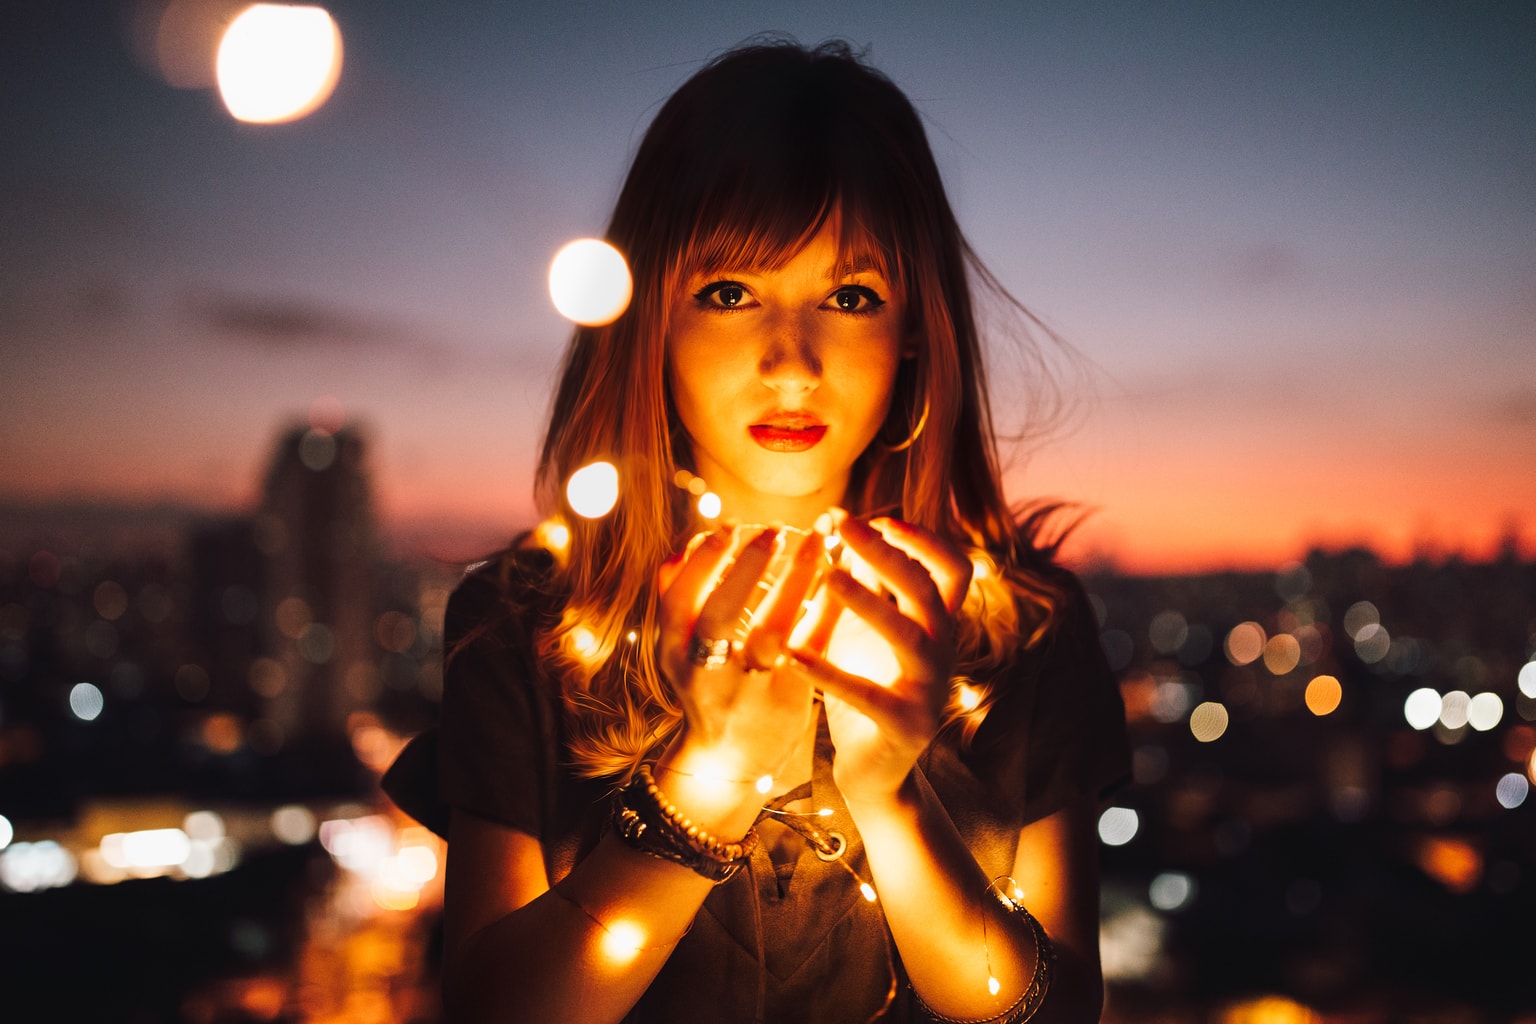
[{"xmin": 3, "ymin": 0, "xmax": 1533, "ymax": 572}]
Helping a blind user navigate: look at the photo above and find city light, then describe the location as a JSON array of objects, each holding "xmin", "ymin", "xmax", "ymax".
[
  {"xmin": 216, "ymin": 4, "xmax": 343, "ymax": 124},
  {"xmin": 548, "ymin": 239, "xmax": 633, "ymax": 326}
]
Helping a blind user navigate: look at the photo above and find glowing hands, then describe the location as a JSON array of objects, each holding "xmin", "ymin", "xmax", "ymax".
[
  {"xmin": 657, "ymin": 526, "xmax": 823, "ymax": 785},
  {"xmin": 788, "ymin": 511, "xmax": 973, "ymax": 803}
]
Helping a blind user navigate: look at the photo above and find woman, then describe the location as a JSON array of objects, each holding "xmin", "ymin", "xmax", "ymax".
[{"xmin": 385, "ymin": 39, "xmax": 1129, "ymax": 1023}]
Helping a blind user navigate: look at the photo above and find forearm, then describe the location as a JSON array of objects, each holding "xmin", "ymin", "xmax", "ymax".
[
  {"xmin": 445, "ymin": 753, "xmax": 765, "ymax": 1023},
  {"xmin": 845, "ymin": 770, "xmax": 1041, "ymax": 1021},
  {"xmin": 445, "ymin": 831, "xmax": 712, "ymax": 1023}
]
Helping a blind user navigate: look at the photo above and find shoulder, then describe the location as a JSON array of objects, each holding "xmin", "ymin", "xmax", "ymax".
[{"xmin": 444, "ymin": 537, "xmax": 566, "ymax": 652}]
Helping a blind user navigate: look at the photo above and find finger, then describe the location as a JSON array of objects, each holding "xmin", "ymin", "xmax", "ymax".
[
  {"xmin": 786, "ymin": 647, "xmax": 899, "ymax": 725},
  {"xmin": 693, "ymin": 527, "xmax": 778, "ymax": 639},
  {"xmin": 868, "ymin": 516, "xmax": 973, "ymax": 617},
  {"xmin": 823, "ymin": 567, "xmax": 930, "ymax": 681},
  {"xmin": 658, "ymin": 528, "xmax": 733, "ymax": 635},
  {"xmin": 742, "ymin": 530, "xmax": 824, "ymax": 669},
  {"xmin": 833, "ymin": 511, "xmax": 947, "ymax": 635}
]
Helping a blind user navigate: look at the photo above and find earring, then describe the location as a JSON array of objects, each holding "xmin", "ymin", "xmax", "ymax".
[{"xmin": 882, "ymin": 392, "xmax": 929, "ymax": 452}]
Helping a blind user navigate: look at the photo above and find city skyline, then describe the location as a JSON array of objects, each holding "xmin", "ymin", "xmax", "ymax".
[{"xmin": 3, "ymin": 1, "xmax": 1534, "ymax": 574}]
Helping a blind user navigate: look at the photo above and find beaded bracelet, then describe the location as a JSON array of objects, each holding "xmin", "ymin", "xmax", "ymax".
[
  {"xmin": 913, "ymin": 894, "xmax": 1055, "ymax": 1024},
  {"xmin": 610, "ymin": 763, "xmax": 759, "ymax": 883}
]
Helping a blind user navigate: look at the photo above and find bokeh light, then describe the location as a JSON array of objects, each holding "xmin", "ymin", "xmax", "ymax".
[
  {"xmin": 566, "ymin": 461, "xmax": 620, "ymax": 519},
  {"xmin": 271, "ymin": 805, "xmax": 318, "ymax": 845},
  {"xmin": 217, "ymin": 4, "xmax": 343, "ymax": 124},
  {"xmin": 69, "ymin": 682, "xmax": 105, "ymax": 722},
  {"xmin": 1304, "ymin": 675, "xmax": 1342, "ymax": 716},
  {"xmin": 1098, "ymin": 807, "xmax": 1139, "ymax": 846},
  {"xmin": 1495, "ymin": 773, "xmax": 1529, "ymax": 809},
  {"xmin": 548, "ymin": 239, "xmax": 633, "ymax": 326},
  {"xmin": 1261, "ymin": 634, "xmax": 1301, "ymax": 675},
  {"xmin": 1466, "ymin": 692, "xmax": 1503, "ymax": 732},
  {"xmin": 1149, "ymin": 610, "xmax": 1188, "ymax": 654},
  {"xmin": 1224, "ymin": 622, "xmax": 1266, "ymax": 666},
  {"xmin": 1518, "ymin": 660, "xmax": 1536, "ymax": 698},
  {"xmin": 1149, "ymin": 871, "xmax": 1196, "ymax": 911},
  {"xmin": 1189, "ymin": 702, "xmax": 1229, "ymax": 742},
  {"xmin": 1342, "ymin": 601, "xmax": 1379, "ymax": 639},
  {"xmin": 1439, "ymin": 690, "xmax": 1471, "ymax": 730},
  {"xmin": 697, "ymin": 492, "xmax": 722, "ymax": 519},
  {"xmin": 0, "ymin": 814, "xmax": 12, "ymax": 851},
  {"xmin": 1404, "ymin": 687, "xmax": 1441, "ymax": 730},
  {"xmin": 1353, "ymin": 622, "xmax": 1391, "ymax": 664}
]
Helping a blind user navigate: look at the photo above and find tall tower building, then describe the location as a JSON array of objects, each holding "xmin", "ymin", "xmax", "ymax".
[{"xmin": 255, "ymin": 423, "xmax": 378, "ymax": 749}]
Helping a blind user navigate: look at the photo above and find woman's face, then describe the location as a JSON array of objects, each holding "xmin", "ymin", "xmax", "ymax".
[{"xmin": 667, "ymin": 222, "xmax": 906, "ymax": 528}]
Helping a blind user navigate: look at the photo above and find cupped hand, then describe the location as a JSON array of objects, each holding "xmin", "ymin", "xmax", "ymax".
[
  {"xmin": 785, "ymin": 511, "xmax": 973, "ymax": 803},
  {"xmin": 656, "ymin": 525, "xmax": 824, "ymax": 784}
]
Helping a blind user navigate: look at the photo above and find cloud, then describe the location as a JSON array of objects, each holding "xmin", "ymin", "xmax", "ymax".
[{"xmin": 185, "ymin": 290, "xmax": 423, "ymax": 351}]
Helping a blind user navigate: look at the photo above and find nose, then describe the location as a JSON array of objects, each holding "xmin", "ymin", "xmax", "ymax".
[{"xmin": 758, "ymin": 316, "xmax": 822, "ymax": 396}]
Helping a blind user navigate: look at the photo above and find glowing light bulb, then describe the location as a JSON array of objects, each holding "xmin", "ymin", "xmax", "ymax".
[
  {"xmin": 548, "ymin": 239, "xmax": 632, "ymax": 326},
  {"xmin": 216, "ymin": 4, "xmax": 342, "ymax": 124},
  {"xmin": 534, "ymin": 518, "xmax": 571, "ymax": 556},
  {"xmin": 571, "ymin": 626, "xmax": 599, "ymax": 659},
  {"xmin": 698, "ymin": 492, "xmax": 722, "ymax": 519},
  {"xmin": 600, "ymin": 919, "xmax": 646, "ymax": 962},
  {"xmin": 988, "ymin": 976, "xmax": 1001, "ymax": 996},
  {"xmin": 859, "ymin": 882, "xmax": 877, "ymax": 902},
  {"xmin": 567, "ymin": 461, "xmax": 619, "ymax": 519},
  {"xmin": 755, "ymin": 775, "xmax": 773, "ymax": 794}
]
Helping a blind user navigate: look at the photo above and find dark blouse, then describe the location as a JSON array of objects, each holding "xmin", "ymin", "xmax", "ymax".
[{"xmin": 383, "ymin": 547, "xmax": 1130, "ymax": 1023}]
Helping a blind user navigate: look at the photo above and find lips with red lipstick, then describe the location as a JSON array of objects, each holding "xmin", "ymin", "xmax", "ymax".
[{"xmin": 749, "ymin": 413, "xmax": 827, "ymax": 452}]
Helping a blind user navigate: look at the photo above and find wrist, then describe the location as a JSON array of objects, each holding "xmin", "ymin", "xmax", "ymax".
[
  {"xmin": 836, "ymin": 767, "xmax": 921, "ymax": 822},
  {"xmin": 652, "ymin": 746, "xmax": 767, "ymax": 840}
]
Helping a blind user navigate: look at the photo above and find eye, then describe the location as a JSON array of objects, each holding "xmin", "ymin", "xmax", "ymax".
[
  {"xmin": 694, "ymin": 281, "xmax": 752, "ymax": 309},
  {"xmin": 829, "ymin": 285, "xmax": 885, "ymax": 314}
]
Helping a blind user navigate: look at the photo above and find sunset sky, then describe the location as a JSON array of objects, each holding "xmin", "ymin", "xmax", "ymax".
[{"xmin": 3, "ymin": 0, "xmax": 1533, "ymax": 573}]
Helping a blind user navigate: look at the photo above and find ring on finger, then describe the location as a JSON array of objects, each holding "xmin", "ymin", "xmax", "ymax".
[{"xmin": 687, "ymin": 634, "xmax": 733, "ymax": 669}]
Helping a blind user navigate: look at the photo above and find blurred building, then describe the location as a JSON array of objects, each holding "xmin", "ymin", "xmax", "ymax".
[{"xmin": 254, "ymin": 423, "xmax": 379, "ymax": 749}]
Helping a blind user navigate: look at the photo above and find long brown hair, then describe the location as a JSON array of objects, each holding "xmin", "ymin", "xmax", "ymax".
[{"xmin": 528, "ymin": 39, "xmax": 1074, "ymax": 778}]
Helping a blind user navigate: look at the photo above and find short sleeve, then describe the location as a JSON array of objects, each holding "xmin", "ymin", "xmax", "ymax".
[
  {"xmin": 1014, "ymin": 573, "xmax": 1131, "ymax": 822},
  {"xmin": 432, "ymin": 568, "xmax": 555, "ymax": 836},
  {"xmin": 381, "ymin": 555, "xmax": 561, "ymax": 840}
]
